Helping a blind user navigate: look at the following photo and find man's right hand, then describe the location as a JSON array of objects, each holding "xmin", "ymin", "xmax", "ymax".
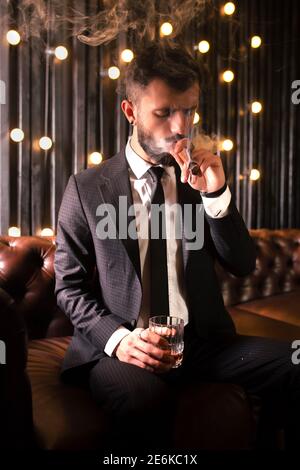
[{"xmin": 114, "ymin": 328, "xmax": 175, "ymax": 373}]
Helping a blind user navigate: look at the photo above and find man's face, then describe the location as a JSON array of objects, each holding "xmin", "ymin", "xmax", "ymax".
[{"xmin": 134, "ymin": 79, "xmax": 199, "ymax": 165}]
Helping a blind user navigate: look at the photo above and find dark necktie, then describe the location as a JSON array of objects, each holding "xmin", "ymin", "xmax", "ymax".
[{"xmin": 147, "ymin": 166, "xmax": 170, "ymax": 316}]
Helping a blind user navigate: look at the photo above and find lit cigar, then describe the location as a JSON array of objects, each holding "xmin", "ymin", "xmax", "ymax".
[
  {"xmin": 186, "ymin": 123, "xmax": 202, "ymax": 176},
  {"xmin": 185, "ymin": 128, "xmax": 220, "ymax": 176},
  {"xmin": 186, "ymin": 148, "xmax": 202, "ymax": 176}
]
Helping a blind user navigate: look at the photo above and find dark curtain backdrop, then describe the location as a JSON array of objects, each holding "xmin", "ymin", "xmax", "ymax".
[{"xmin": 0, "ymin": 0, "xmax": 299, "ymax": 236}]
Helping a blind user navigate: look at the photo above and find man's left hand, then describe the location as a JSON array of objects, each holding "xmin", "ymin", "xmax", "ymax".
[{"xmin": 171, "ymin": 138, "xmax": 226, "ymax": 193}]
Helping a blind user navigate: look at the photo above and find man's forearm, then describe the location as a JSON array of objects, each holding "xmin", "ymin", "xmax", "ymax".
[
  {"xmin": 54, "ymin": 174, "xmax": 132, "ymax": 352},
  {"xmin": 204, "ymin": 198, "xmax": 256, "ymax": 277},
  {"xmin": 56, "ymin": 285, "xmax": 130, "ymax": 352}
]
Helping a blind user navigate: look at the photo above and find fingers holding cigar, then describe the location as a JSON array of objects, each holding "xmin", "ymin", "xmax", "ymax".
[{"xmin": 171, "ymin": 138, "xmax": 203, "ymax": 181}]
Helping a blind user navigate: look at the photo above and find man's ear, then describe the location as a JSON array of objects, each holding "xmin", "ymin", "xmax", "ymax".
[{"xmin": 121, "ymin": 99, "xmax": 136, "ymax": 125}]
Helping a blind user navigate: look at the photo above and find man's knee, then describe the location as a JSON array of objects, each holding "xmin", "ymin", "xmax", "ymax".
[
  {"xmin": 125, "ymin": 373, "xmax": 171, "ymax": 416},
  {"xmin": 112, "ymin": 371, "xmax": 171, "ymax": 420},
  {"xmin": 89, "ymin": 359, "xmax": 171, "ymax": 418}
]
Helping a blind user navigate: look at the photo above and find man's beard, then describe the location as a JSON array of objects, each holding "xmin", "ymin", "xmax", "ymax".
[{"xmin": 137, "ymin": 123, "xmax": 184, "ymax": 166}]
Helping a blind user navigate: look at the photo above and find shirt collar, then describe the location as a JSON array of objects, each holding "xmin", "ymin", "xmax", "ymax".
[{"xmin": 125, "ymin": 137, "xmax": 173, "ymax": 180}]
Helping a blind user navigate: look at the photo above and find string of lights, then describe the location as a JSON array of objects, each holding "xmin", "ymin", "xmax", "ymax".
[{"xmin": 5, "ymin": 1, "xmax": 264, "ymax": 236}]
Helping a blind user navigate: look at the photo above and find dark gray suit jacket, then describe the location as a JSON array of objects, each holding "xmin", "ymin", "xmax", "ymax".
[{"xmin": 54, "ymin": 149, "xmax": 256, "ymax": 377}]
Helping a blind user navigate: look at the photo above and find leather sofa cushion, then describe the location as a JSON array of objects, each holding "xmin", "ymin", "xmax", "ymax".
[
  {"xmin": 233, "ymin": 290, "xmax": 300, "ymax": 327},
  {"xmin": 27, "ymin": 337, "xmax": 256, "ymax": 450},
  {"xmin": 27, "ymin": 336, "xmax": 108, "ymax": 450},
  {"xmin": 229, "ymin": 306, "xmax": 300, "ymax": 341}
]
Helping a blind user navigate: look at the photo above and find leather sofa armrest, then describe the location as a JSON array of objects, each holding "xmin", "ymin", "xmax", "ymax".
[
  {"xmin": 0, "ymin": 287, "xmax": 34, "ymax": 449},
  {"xmin": 0, "ymin": 286, "xmax": 15, "ymax": 306}
]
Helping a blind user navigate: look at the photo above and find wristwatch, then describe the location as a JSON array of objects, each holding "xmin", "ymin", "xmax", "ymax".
[{"xmin": 200, "ymin": 182, "xmax": 227, "ymax": 198}]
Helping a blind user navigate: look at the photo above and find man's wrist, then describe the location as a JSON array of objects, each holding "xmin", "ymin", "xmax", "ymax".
[
  {"xmin": 200, "ymin": 182, "xmax": 227, "ymax": 198},
  {"xmin": 200, "ymin": 184, "xmax": 231, "ymax": 218},
  {"xmin": 112, "ymin": 343, "xmax": 120, "ymax": 358},
  {"xmin": 104, "ymin": 327, "xmax": 131, "ymax": 357}
]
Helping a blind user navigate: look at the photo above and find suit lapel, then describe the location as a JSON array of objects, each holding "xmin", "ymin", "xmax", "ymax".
[
  {"xmin": 174, "ymin": 164, "xmax": 203, "ymax": 275},
  {"xmin": 96, "ymin": 150, "xmax": 142, "ymax": 284}
]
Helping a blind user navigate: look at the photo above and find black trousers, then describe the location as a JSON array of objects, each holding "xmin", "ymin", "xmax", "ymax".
[{"xmin": 88, "ymin": 325, "xmax": 300, "ymax": 450}]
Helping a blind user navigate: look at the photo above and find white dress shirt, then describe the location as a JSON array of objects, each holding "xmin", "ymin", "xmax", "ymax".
[{"xmin": 104, "ymin": 139, "xmax": 232, "ymax": 356}]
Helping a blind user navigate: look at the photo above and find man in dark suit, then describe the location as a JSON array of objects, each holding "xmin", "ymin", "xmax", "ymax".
[{"xmin": 54, "ymin": 42, "xmax": 300, "ymax": 450}]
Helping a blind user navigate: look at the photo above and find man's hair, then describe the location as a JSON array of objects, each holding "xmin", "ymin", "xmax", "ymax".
[{"xmin": 120, "ymin": 42, "xmax": 201, "ymax": 102}]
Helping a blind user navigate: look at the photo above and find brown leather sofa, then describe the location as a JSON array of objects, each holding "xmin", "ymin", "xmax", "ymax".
[
  {"xmin": 1, "ymin": 229, "xmax": 300, "ymax": 451},
  {"xmin": 219, "ymin": 229, "xmax": 300, "ymax": 341}
]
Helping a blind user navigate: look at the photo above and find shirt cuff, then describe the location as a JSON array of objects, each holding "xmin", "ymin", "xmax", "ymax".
[
  {"xmin": 200, "ymin": 185, "xmax": 232, "ymax": 218},
  {"xmin": 104, "ymin": 326, "xmax": 131, "ymax": 357}
]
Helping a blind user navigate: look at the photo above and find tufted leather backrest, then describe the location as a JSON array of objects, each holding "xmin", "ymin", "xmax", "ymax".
[
  {"xmin": 0, "ymin": 230, "xmax": 300, "ymax": 340},
  {"xmin": 216, "ymin": 229, "xmax": 300, "ymax": 307},
  {"xmin": 0, "ymin": 236, "xmax": 73, "ymax": 340}
]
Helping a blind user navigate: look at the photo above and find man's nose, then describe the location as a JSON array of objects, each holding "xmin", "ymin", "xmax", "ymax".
[{"xmin": 170, "ymin": 112, "xmax": 190, "ymax": 135}]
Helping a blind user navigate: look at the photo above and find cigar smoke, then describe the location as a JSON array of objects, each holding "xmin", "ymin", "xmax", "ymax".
[
  {"xmin": 5, "ymin": 0, "xmax": 219, "ymax": 149},
  {"xmin": 192, "ymin": 130, "xmax": 220, "ymax": 154},
  {"xmin": 10, "ymin": 0, "xmax": 209, "ymax": 46}
]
